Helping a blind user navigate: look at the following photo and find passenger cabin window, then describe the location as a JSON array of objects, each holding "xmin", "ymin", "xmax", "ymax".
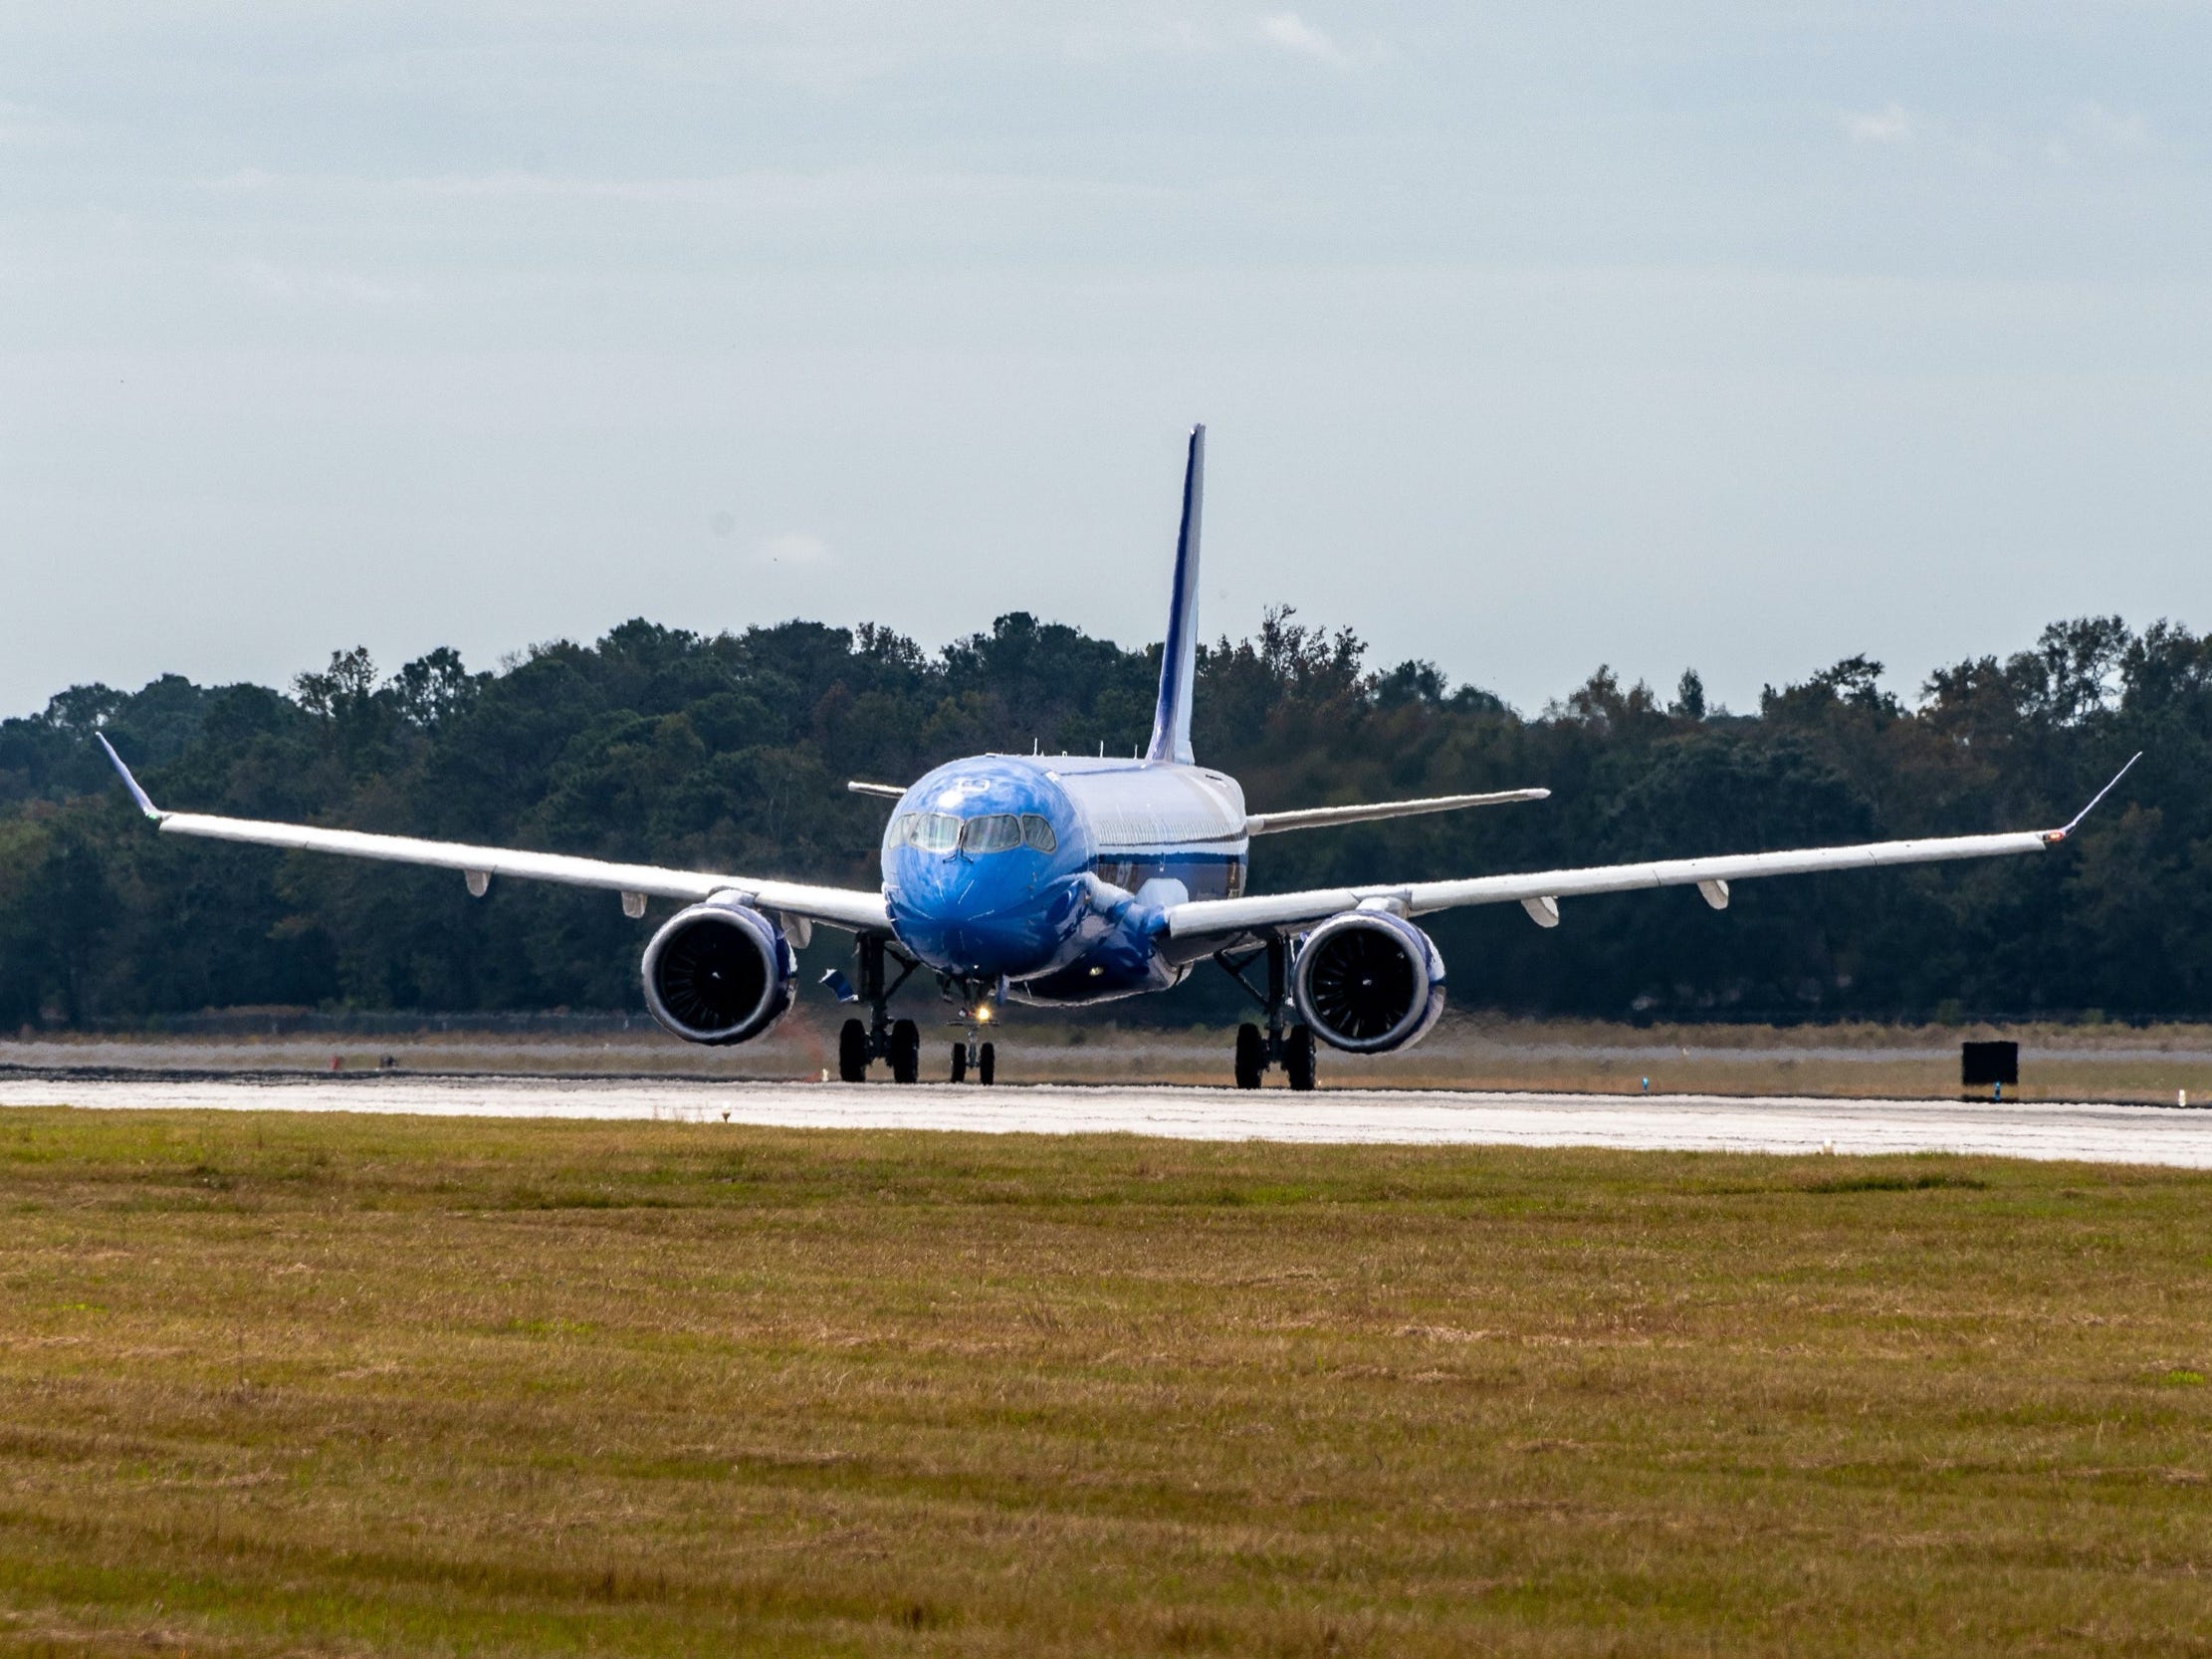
[{"xmin": 1020, "ymin": 814, "xmax": 1057, "ymax": 853}]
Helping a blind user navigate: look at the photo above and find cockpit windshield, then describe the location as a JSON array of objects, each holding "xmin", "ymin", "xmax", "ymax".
[
  {"xmin": 885, "ymin": 813, "xmax": 962, "ymax": 852},
  {"xmin": 960, "ymin": 814, "xmax": 1023, "ymax": 854},
  {"xmin": 912, "ymin": 814, "xmax": 962, "ymax": 852},
  {"xmin": 887, "ymin": 811, "xmax": 1058, "ymax": 856}
]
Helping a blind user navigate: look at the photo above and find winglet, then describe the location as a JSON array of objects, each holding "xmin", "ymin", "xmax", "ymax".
[
  {"xmin": 95, "ymin": 734, "xmax": 163, "ymax": 822},
  {"xmin": 1144, "ymin": 424, "xmax": 1205, "ymax": 767},
  {"xmin": 2044, "ymin": 752, "xmax": 2142, "ymax": 844}
]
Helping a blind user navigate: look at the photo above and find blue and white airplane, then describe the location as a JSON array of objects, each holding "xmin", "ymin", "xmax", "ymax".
[{"xmin": 100, "ymin": 427, "xmax": 2137, "ymax": 1088}]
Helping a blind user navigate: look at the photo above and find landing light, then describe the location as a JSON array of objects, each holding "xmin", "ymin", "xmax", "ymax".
[{"xmin": 975, "ymin": 1004, "xmax": 995, "ymax": 1024}]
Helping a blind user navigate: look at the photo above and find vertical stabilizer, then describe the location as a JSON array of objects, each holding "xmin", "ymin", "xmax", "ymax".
[{"xmin": 1145, "ymin": 424, "xmax": 1206, "ymax": 765}]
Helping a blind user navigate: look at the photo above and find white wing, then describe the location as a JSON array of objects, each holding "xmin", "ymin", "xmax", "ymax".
[
  {"xmin": 1243, "ymin": 788, "xmax": 1548, "ymax": 835},
  {"xmin": 1165, "ymin": 757, "xmax": 2139, "ymax": 944},
  {"xmin": 99, "ymin": 738, "xmax": 889, "ymax": 934}
]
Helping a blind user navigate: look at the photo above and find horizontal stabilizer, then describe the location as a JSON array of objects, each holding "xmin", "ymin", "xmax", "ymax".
[{"xmin": 1243, "ymin": 788, "xmax": 1549, "ymax": 836}]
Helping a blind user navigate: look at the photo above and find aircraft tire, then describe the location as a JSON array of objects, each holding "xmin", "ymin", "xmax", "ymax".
[
  {"xmin": 889, "ymin": 1020, "xmax": 921, "ymax": 1084},
  {"xmin": 1233, "ymin": 1023, "xmax": 1265, "ymax": 1089},
  {"xmin": 978, "ymin": 1042, "xmax": 995, "ymax": 1085},
  {"xmin": 950, "ymin": 1043, "xmax": 968, "ymax": 1084},
  {"xmin": 1285, "ymin": 1024, "xmax": 1318, "ymax": 1092},
  {"xmin": 838, "ymin": 1019, "xmax": 868, "ymax": 1082}
]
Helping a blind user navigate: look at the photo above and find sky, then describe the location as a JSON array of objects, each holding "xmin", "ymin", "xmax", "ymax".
[{"xmin": 5, "ymin": 2, "xmax": 2211, "ymax": 720}]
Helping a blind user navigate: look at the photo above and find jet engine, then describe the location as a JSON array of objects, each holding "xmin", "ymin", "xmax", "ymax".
[
  {"xmin": 1291, "ymin": 909, "xmax": 1446, "ymax": 1054},
  {"xmin": 641, "ymin": 896, "xmax": 797, "ymax": 1045}
]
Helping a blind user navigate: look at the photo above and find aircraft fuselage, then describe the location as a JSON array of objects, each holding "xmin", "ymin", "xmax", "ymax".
[{"xmin": 881, "ymin": 755, "xmax": 1248, "ymax": 1001}]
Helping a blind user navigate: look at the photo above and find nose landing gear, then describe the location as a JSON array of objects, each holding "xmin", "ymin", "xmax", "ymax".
[
  {"xmin": 949, "ymin": 981, "xmax": 1000, "ymax": 1083},
  {"xmin": 1217, "ymin": 936, "xmax": 1318, "ymax": 1091},
  {"xmin": 950, "ymin": 1038, "xmax": 996, "ymax": 1084},
  {"xmin": 831, "ymin": 935, "xmax": 922, "ymax": 1083}
]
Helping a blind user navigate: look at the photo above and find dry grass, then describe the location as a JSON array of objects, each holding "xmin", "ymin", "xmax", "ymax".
[{"xmin": 0, "ymin": 1109, "xmax": 2208, "ymax": 1655}]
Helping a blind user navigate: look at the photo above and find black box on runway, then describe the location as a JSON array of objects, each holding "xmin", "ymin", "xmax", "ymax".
[{"xmin": 1961, "ymin": 1041, "xmax": 2018, "ymax": 1088}]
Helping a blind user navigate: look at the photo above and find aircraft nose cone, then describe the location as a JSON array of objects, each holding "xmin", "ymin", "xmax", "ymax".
[
  {"xmin": 890, "ymin": 854, "xmax": 1081, "ymax": 979},
  {"xmin": 898, "ymin": 856, "xmax": 977, "ymax": 923}
]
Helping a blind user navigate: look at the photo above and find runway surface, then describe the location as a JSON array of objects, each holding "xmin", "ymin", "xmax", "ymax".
[{"xmin": 1, "ymin": 1074, "xmax": 2207, "ymax": 1166}]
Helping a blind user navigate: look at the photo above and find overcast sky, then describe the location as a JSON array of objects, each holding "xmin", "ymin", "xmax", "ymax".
[{"xmin": 5, "ymin": 2, "xmax": 2210, "ymax": 720}]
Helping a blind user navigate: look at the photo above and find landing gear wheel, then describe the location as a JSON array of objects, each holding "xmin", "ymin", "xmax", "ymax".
[
  {"xmin": 1285, "ymin": 1024, "xmax": 1318, "ymax": 1092},
  {"xmin": 889, "ymin": 1019, "xmax": 921, "ymax": 1084},
  {"xmin": 838, "ymin": 1019, "xmax": 868, "ymax": 1082},
  {"xmin": 1233, "ymin": 1023, "xmax": 1265, "ymax": 1089},
  {"xmin": 978, "ymin": 1042, "xmax": 995, "ymax": 1085},
  {"xmin": 950, "ymin": 1043, "xmax": 969, "ymax": 1083}
]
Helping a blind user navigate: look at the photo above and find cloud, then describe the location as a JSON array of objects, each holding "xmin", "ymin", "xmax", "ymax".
[
  {"xmin": 754, "ymin": 532, "xmax": 829, "ymax": 566},
  {"xmin": 1067, "ymin": 13, "xmax": 1376, "ymax": 64},
  {"xmin": 2048, "ymin": 101, "xmax": 2150, "ymax": 163},
  {"xmin": 194, "ymin": 166, "xmax": 1180, "ymax": 217},
  {"xmin": 0, "ymin": 99, "xmax": 82, "ymax": 149},
  {"xmin": 1843, "ymin": 103, "xmax": 1913, "ymax": 146},
  {"xmin": 200, "ymin": 168, "xmax": 281, "ymax": 191},
  {"xmin": 400, "ymin": 169, "xmax": 705, "ymax": 202},
  {"xmin": 2069, "ymin": 102, "xmax": 2149, "ymax": 149},
  {"xmin": 1063, "ymin": 18, "xmax": 1215, "ymax": 60},
  {"xmin": 1258, "ymin": 13, "xmax": 1351, "ymax": 66},
  {"xmin": 228, "ymin": 258, "xmax": 422, "ymax": 307},
  {"xmin": 1839, "ymin": 99, "xmax": 2154, "ymax": 168}
]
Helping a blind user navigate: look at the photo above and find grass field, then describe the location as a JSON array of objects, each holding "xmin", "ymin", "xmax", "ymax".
[{"xmin": 0, "ymin": 1110, "xmax": 2207, "ymax": 1655}]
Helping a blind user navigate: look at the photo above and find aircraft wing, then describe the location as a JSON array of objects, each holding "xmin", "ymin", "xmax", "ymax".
[
  {"xmin": 1244, "ymin": 788, "xmax": 1548, "ymax": 834},
  {"xmin": 98, "ymin": 737, "xmax": 890, "ymax": 934},
  {"xmin": 1164, "ymin": 757, "xmax": 2139, "ymax": 944}
]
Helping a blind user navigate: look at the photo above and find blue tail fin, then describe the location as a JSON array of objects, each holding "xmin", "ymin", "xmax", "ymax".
[{"xmin": 1145, "ymin": 424, "xmax": 1205, "ymax": 766}]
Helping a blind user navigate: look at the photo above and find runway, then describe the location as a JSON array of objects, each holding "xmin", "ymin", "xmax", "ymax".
[{"xmin": 1, "ymin": 1074, "xmax": 2206, "ymax": 1166}]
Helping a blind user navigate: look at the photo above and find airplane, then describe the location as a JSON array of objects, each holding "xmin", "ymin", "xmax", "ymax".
[{"xmin": 98, "ymin": 425, "xmax": 2140, "ymax": 1090}]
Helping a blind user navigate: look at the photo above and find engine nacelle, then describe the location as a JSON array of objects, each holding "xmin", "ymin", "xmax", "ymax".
[
  {"xmin": 640, "ymin": 896, "xmax": 796, "ymax": 1046},
  {"xmin": 1291, "ymin": 909, "xmax": 1446, "ymax": 1055}
]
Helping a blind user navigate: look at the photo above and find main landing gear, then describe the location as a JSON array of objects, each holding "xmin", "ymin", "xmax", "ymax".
[
  {"xmin": 830, "ymin": 943, "xmax": 1001, "ymax": 1086},
  {"xmin": 1216, "ymin": 936, "xmax": 1318, "ymax": 1091},
  {"xmin": 833, "ymin": 936, "xmax": 923, "ymax": 1083}
]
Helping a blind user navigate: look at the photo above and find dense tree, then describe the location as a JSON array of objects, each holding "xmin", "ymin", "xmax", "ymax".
[{"xmin": 1, "ymin": 607, "xmax": 2206, "ymax": 1028}]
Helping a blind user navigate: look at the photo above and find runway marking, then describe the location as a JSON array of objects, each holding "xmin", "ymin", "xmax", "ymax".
[{"xmin": 0, "ymin": 1076, "xmax": 2207, "ymax": 1166}]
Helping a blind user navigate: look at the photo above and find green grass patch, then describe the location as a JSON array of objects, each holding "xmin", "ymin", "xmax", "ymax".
[
  {"xmin": 0, "ymin": 1108, "xmax": 2205, "ymax": 1655},
  {"xmin": 1798, "ymin": 1170, "xmax": 1991, "ymax": 1193}
]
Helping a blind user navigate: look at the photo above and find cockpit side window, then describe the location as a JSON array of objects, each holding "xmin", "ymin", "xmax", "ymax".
[
  {"xmin": 1020, "ymin": 814, "xmax": 1057, "ymax": 853},
  {"xmin": 960, "ymin": 814, "xmax": 1023, "ymax": 854}
]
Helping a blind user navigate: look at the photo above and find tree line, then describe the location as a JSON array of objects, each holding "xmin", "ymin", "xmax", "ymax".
[{"xmin": 1, "ymin": 607, "xmax": 2204, "ymax": 1029}]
